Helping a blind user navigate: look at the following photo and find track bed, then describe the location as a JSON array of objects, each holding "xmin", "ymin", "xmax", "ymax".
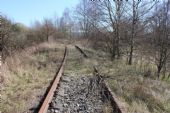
[{"xmin": 48, "ymin": 74, "xmax": 113, "ymax": 113}]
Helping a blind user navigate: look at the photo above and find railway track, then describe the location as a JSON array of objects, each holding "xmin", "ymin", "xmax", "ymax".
[
  {"xmin": 38, "ymin": 47, "xmax": 67, "ymax": 113},
  {"xmin": 48, "ymin": 74, "xmax": 107, "ymax": 113},
  {"xmin": 38, "ymin": 46, "xmax": 126, "ymax": 113}
]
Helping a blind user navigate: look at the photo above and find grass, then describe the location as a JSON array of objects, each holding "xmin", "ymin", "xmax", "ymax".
[
  {"xmin": 64, "ymin": 47, "xmax": 93, "ymax": 75},
  {"xmin": 64, "ymin": 45, "xmax": 170, "ymax": 113},
  {"xmin": 1, "ymin": 64, "xmax": 48, "ymax": 113},
  {"xmin": 99, "ymin": 58, "xmax": 170, "ymax": 113},
  {"xmin": 103, "ymin": 61, "xmax": 170, "ymax": 113},
  {"xmin": 1, "ymin": 41, "xmax": 170, "ymax": 113},
  {"xmin": 102, "ymin": 102, "xmax": 113, "ymax": 113},
  {"xmin": 1, "ymin": 42, "xmax": 65, "ymax": 113}
]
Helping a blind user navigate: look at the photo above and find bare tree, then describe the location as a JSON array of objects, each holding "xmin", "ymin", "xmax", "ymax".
[
  {"xmin": 151, "ymin": 0, "xmax": 170, "ymax": 78},
  {"xmin": 59, "ymin": 8, "xmax": 73, "ymax": 38},
  {"xmin": 42, "ymin": 18, "xmax": 55, "ymax": 42},
  {"xmin": 125, "ymin": 0, "xmax": 156, "ymax": 65},
  {"xmin": 128, "ymin": 0, "xmax": 139, "ymax": 65},
  {"xmin": 80, "ymin": 0, "xmax": 126, "ymax": 59},
  {"xmin": 83, "ymin": 0, "xmax": 126, "ymax": 59},
  {"xmin": 76, "ymin": 0, "xmax": 92, "ymax": 39}
]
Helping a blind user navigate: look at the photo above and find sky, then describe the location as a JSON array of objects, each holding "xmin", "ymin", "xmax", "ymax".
[{"xmin": 0, "ymin": 0, "xmax": 79, "ymax": 26}]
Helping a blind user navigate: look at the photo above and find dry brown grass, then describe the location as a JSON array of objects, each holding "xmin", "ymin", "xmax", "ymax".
[
  {"xmin": 64, "ymin": 45, "xmax": 170, "ymax": 113},
  {"xmin": 102, "ymin": 102, "xmax": 113, "ymax": 113},
  {"xmin": 0, "ymin": 41, "xmax": 66, "ymax": 113},
  {"xmin": 98, "ymin": 58, "xmax": 170, "ymax": 113},
  {"xmin": 1, "ymin": 39, "xmax": 170, "ymax": 113}
]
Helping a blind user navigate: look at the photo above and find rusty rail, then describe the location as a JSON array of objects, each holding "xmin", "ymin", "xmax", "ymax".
[
  {"xmin": 75, "ymin": 46, "xmax": 126, "ymax": 113},
  {"xmin": 102, "ymin": 82, "xmax": 126, "ymax": 113},
  {"xmin": 94, "ymin": 66, "xmax": 126, "ymax": 113},
  {"xmin": 38, "ymin": 47, "xmax": 67, "ymax": 113},
  {"xmin": 39, "ymin": 45, "xmax": 126, "ymax": 113},
  {"xmin": 75, "ymin": 45, "xmax": 88, "ymax": 58}
]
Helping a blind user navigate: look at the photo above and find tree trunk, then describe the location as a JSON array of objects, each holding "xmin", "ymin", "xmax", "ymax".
[
  {"xmin": 157, "ymin": 64, "xmax": 162, "ymax": 78},
  {"xmin": 128, "ymin": 43, "xmax": 133, "ymax": 65},
  {"xmin": 128, "ymin": 0, "xmax": 136, "ymax": 65},
  {"xmin": 157, "ymin": 69, "xmax": 161, "ymax": 78}
]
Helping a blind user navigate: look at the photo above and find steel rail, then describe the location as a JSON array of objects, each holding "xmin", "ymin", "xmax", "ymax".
[
  {"xmin": 38, "ymin": 46, "xmax": 67, "ymax": 113},
  {"xmin": 94, "ymin": 67, "xmax": 126, "ymax": 113},
  {"xmin": 75, "ymin": 45, "xmax": 126, "ymax": 113}
]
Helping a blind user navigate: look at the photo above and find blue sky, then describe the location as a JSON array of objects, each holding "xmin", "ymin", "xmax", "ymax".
[{"xmin": 0, "ymin": 0, "xmax": 79, "ymax": 26}]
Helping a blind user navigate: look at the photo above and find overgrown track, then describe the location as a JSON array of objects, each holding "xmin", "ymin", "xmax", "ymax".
[
  {"xmin": 38, "ymin": 46, "xmax": 125, "ymax": 113},
  {"xmin": 74, "ymin": 46, "xmax": 126, "ymax": 113},
  {"xmin": 94, "ymin": 67, "xmax": 126, "ymax": 113},
  {"xmin": 38, "ymin": 47, "xmax": 67, "ymax": 113},
  {"xmin": 48, "ymin": 74, "xmax": 108, "ymax": 113}
]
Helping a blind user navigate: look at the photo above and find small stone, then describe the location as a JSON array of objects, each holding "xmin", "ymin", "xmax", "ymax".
[
  {"xmin": 54, "ymin": 109, "xmax": 59, "ymax": 113},
  {"xmin": 57, "ymin": 89, "xmax": 65, "ymax": 96},
  {"xmin": 50, "ymin": 109, "xmax": 55, "ymax": 113},
  {"xmin": 63, "ymin": 103, "xmax": 68, "ymax": 107},
  {"xmin": 62, "ymin": 77, "xmax": 71, "ymax": 82}
]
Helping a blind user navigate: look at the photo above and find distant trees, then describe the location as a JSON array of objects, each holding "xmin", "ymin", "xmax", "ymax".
[
  {"xmin": 76, "ymin": 0, "xmax": 91, "ymax": 39},
  {"xmin": 28, "ymin": 18, "xmax": 57, "ymax": 43},
  {"xmin": 28, "ymin": 13, "xmax": 74, "ymax": 44},
  {"xmin": 0, "ymin": 15, "xmax": 30, "ymax": 61},
  {"xmin": 76, "ymin": 0, "xmax": 125, "ymax": 58},
  {"xmin": 75, "ymin": 0, "xmax": 170, "ymax": 78},
  {"xmin": 0, "ymin": 7, "xmax": 77, "ymax": 62},
  {"xmin": 59, "ymin": 8, "xmax": 74, "ymax": 39},
  {"xmin": 0, "ymin": 15, "xmax": 12, "ymax": 61},
  {"xmin": 1, "ymin": 0, "xmax": 170, "ymax": 78},
  {"xmin": 75, "ymin": 0, "xmax": 155, "ymax": 61},
  {"xmin": 0, "ymin": 15, "xmax": 56, "ymax": 61},
  {"xmin": 42, "ymin": 18, "xmax": 55, "ymax": 42}
]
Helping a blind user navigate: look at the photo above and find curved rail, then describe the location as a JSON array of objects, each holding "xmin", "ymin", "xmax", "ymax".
[{"xmin": 38, "ymin": 47, "xmax": 67, "ymax": 113}]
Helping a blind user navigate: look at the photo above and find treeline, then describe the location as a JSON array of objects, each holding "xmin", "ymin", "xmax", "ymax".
[
  {"xmin": 0, "ymin": 8, "xmax": 78, "ymax": 61},
  {"xmin": 75, "ymin": 0, "xmax": 170, "ymax": 78},
  {"xmin": 1, "ymin": 0, "xmax": 170, "ymax": 78}
]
